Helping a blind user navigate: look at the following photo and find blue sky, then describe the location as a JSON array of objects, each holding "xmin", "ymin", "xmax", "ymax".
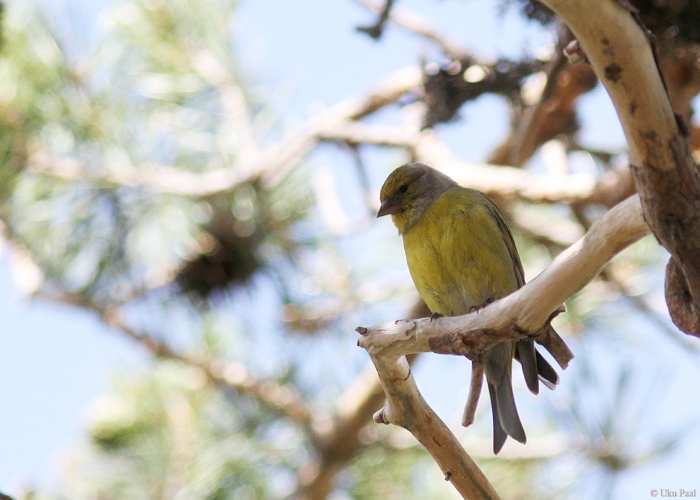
[{"xmin": 0, "ymin": 256, "xmax": 145, "ymax": 490}]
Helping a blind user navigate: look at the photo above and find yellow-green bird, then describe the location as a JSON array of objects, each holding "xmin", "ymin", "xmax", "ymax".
[{"xmin": 378, "ymin": 162, "xmax": 558, "ymax": 454}]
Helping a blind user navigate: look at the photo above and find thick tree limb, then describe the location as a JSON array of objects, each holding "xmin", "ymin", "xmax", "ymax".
[{"xmin": 540, "ymin": 0, "xmax": 700, "ymax": 336}]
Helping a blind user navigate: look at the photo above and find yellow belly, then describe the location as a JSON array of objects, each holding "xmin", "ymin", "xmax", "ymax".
[{"xmin": 402, "ymin": 187, "xmax": 520, "ymax": 316}]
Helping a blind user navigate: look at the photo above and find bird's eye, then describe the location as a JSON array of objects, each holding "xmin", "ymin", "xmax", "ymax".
[{"xmin": 399, "ymin": 184, "xmax": 408, "ymax": 193}]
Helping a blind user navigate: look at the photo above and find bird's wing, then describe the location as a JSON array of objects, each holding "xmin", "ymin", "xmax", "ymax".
[
  {"xmin": 483, "ymin": 195, "xmax": 560, "ymax": 393},
  {"xmin": 482, "ymin": 195, "xmax": 525, "ymax": 288}
]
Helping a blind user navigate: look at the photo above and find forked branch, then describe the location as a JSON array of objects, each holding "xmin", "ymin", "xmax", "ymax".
[{"xmin": 358, "ymin": 194, "xmax": 649, "ymax": 498}]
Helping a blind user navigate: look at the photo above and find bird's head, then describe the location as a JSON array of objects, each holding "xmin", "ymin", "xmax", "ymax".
[{"xmin": 378, "ymin": 163, "xmax": 457, "ymax": 233}]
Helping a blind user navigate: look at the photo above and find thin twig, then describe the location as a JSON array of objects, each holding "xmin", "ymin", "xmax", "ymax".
[
  {"xmin": 352, "ymin": 0, "xmax": 469, "ymax": 59},
  {"xmin": 367, "ymin": 346, "xmax": 501, "ymax": 499},
  {"xmin": 295, "ymin": 301, "xmax": 428, "ymax": 500},
  {"xmin": 356, "ymin": 0, "xmax": 394, "ymax": 40}
]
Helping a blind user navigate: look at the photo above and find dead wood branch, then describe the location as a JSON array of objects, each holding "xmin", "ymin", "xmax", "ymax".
[{"xmin": 358, "ymin": 195, "xmax": 649, "ymax": 498}]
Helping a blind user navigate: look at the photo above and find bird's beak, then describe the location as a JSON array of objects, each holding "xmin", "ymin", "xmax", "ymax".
[{"xmin": 377, "ymin": 197, "xmax": 399, "ymax": 218}]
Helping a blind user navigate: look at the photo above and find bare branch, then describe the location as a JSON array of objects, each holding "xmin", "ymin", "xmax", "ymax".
[
  {"xmin": 366, "ymin": 345, "xmax": 501, "ymax": 499},
  {"xmin": 356, "ymin": 195, "xmax": 648, "ymax": 498},
  {"xmin": 292, "ymin": 117, "xmax": 637, "ymax": 208},
  {"xmin": 356, "ymin": 0, "xmax": 394, "ymax": 40},
  {"xmin": 509, "ymin": 23, "xmax": 573, "ymax": 167},
  {"xmin": 413, "ymin": 131, "xmax": 635, "ymax": 208},
  {"xmin": 368, "ymin": 193, "xmax": 646, "ymax": 351},
  {"xmin": 352, "ymin": 0, "xmax": 469, "ymax": 59},
  {"xmin": 317, "ymin": 121, "xmax": 418, "ymax": 148}
]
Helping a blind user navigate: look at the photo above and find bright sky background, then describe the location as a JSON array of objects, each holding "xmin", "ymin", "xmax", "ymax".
[{"xmin": 1, "ymin": 0, "xmax": 698, "ymax": 498}]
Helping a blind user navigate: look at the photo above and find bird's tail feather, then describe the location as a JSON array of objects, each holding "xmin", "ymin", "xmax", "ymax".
[
  {"xmin": 536, "ymin": 350, "xmax": 559, "ymax": 390},
  {"xmin": 487, "ymin": 383, "xmax": 509, "ymax": 455},
  {"xmin": 516, "ymin": 340, "xmax": 539, "ymax": 395},
  {"xmin": 514, "ymin": 329, "xmax": 560, "ymax": 392},
  {"xmin": 487, "ymin": 375, "xmax": 526, "ymax": 454}
]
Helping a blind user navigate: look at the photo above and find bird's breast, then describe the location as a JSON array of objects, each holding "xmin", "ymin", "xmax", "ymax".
[{"xmin": 401, "ymin": 191, "xmax": 519, "ymax": 316}]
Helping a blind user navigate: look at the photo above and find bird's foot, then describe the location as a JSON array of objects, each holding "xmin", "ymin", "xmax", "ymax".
[{"xmin": 469, "ymin": 298, "xmax": 495, "ymax": 314}]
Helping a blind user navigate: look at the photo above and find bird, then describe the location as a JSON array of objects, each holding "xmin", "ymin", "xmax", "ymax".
[{"xmin": 377, "ymin": 162, "xmax": 558, "ymax": 454}]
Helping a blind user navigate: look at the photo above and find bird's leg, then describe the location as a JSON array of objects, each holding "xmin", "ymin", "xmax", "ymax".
[
  {"xmin": 429, "ymin": 312, "xmax": 444, "ymax": 321},
  {"xmin": 462, "ymin": 357, "xmax": 484, "ymax": 427}
]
